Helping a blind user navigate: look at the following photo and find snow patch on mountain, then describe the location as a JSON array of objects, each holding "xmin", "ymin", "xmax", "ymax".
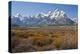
[{"xmin": 11, "ymin": 8, "xmax": 77, "ymax": 26}]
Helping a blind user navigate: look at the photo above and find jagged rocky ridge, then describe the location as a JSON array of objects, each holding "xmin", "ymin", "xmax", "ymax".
[{"xmin": 11, "ymin": 8, "xmax": 77, "ymax": 27}]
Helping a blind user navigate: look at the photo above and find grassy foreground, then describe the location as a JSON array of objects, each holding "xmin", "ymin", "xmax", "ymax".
[{"xmin": 10, "ymin": 26, "xmax": 78, "ymax": 53}]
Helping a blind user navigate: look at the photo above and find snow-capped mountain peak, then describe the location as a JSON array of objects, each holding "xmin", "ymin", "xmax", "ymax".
[
  {"xmin": 14, "ymin": 13, "xmax": 24, "ymax": 21},
  {"xmin": 40, "ymin": 12, "xmax": 49, "ymax": 17},
  {"xmin": 14, "ymin": 13, "xmax": 22, "ymax": 17},
  {"xmin": 60, "ymin": 10, "xmax": 65, "ymax": 18},
  {"xmin": 54, "ymin": 8, "xmax": 59, "ymax": 12},
  {"xmin": 11, "ymin": 8, "xmax": 76, "ymax": 26},
  {"xmin": 50, "ymin": 8, "xmax": 66, "ymax": 19}
]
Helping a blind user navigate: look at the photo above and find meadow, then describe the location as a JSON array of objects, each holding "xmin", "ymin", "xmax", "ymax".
[{"xmin": 11, "ymin": 26, "xmax": 78, "ymax": 53}]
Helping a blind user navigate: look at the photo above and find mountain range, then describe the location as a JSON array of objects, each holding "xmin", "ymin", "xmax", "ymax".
[{"xmin": 10, "ymin": 8, "xmax": 77, "ymax": 27}]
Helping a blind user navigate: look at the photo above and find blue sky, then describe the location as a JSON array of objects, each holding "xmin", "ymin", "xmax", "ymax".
[{"xmin": 10, "ymin": 1, "xmax": 78, "ymax": 18}]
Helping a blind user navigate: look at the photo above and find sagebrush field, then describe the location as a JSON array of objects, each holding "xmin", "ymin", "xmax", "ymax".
[{"xmin": 11, "ymin": 26, "xmax": 78, "ymax": 53}]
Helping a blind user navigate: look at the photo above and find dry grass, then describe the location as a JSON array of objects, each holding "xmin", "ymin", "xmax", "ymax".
[{"xmin": 10, "ymin": 26, "xmax": 78, "ymax": 53}]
